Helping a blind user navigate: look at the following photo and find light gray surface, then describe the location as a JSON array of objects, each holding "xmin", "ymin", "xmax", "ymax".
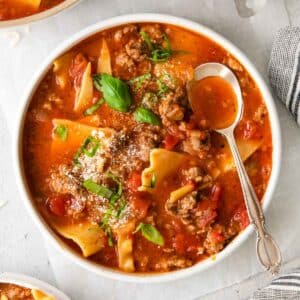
[{"xmin": 0, "ymin": 1, "xmax": 300, "ymax": 299}]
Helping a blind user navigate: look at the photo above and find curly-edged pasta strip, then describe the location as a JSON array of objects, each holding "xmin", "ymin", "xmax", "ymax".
[{"xmin": 50, "ymin": 221, "xmax": 106, "ymax": 257}]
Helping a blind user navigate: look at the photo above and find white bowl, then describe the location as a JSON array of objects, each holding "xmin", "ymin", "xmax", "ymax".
[
  {"xmin": 0, "ymin": 273, "xmax": 70, "ymax": 300},
  {"xmin": 14, "ymin": 14, "xmax": 282, "ymax": 283},
  {"xmin": 0, "ymin": 0, "xmax": 81, "ymax": 28}
]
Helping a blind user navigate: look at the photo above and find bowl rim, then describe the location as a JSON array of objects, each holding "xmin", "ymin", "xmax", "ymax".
[
  {"xmin": 13, "ymin": 13, "xmax": 282, "ymax": 283},
  {"xmin": 0, "ymin": 0, "xmax": 81, "ymax": 28},
  {"xmin": 0, "ymin": 272, "xmax": 70, "ymax": 299}
]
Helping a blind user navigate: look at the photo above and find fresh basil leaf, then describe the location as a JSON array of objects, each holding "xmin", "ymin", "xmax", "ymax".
[
  {"xmin": 83, "ymin": 179, "xmax": 114, "ymax": 199},
  {"xmin": 134, "ymin": 223, "xmax": 164, "ymax": 246},
  {"xmin": 134, "ymin": 107, "xmax": 160, "ymax": 125},
  {"xmin": 54, "ymin": 125, "xmax": 68, "ymax": 141},
  {"xmin": 84, "ymin": 99, "xmax": 104, "ymax": 116},
  {"xmin": 93, "ymin": 74, "xmax": 132, "ymax": 112}
]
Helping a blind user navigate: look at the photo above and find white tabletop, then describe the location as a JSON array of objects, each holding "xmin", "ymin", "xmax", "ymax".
[{"xmin": 1, "ymin": 1, "xmax": 300, "ymax": 299}]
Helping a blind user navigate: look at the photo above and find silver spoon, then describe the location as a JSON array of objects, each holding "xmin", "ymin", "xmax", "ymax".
[{"xmin": 188, "ymin": 62, "xmax": 281, "ymax": 275}]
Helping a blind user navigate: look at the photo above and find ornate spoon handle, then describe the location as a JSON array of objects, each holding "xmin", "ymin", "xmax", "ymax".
[{"xmin": 224, "ymin": 130, "xmax": 282, "ymax": 275}]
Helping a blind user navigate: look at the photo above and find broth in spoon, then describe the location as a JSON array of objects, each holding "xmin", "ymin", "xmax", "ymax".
[{"xmin": 188, "ymin": 76, "xmax": 238, "ymax": 129}]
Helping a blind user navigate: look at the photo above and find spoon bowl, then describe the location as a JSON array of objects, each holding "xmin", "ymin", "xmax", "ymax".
[
  {"xmin": 189, "ymin": 62, "xmax": 282, "ymax": 275},
  {"xmin": 193, "ymin": 63, "xmax": 243, "ymax": 132}
]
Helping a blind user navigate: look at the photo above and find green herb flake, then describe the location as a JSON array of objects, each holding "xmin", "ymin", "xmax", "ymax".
[
  {"xmin": 84, "ymin": 99, "xmax": 104, "ymax": 116},
  {"xmin": 93, "ymin": 74, "xmax": 132, "ymax": 112},
  {"xmin": 134, "ymin": 223, "xmax": 164, "ymax": 246},
  {"xmin": 133, "ymin": 107, "xmax": 161, "ymax": 126},
  {"xmin": 73, "ymin": 136, "xmax": 100, "ymax": 166},
  {"xmin": 128, "ymin": 73, "xmax": 151, "ymax": 92},
  {"xmin": 106, "ymin": 172, "xmax": 123, "ymax": 198},
  {"xmin": 82, "ymin": 136, "xmax": 100, "ymax": 157},
  {"xmin": 100, "ymin": 222, "xmax": 114, "ymax": 247},
  {"xmin": 54, "ymin": 125, "xmax": 68, "ymax": 141},
  {"xmin": 140, "ymin": 31, "xmax": 153, "ymax": 51},
  {"xmin": 114, "ymin": 199, "xmax": 127, "ymax": 219},
  {"xmin": 150, "ymin": 173, "xmax": 157, "ymax": 188},
  {"xmin": 83, "ymin": 179, "xmax": 114, "ymax": 199}
]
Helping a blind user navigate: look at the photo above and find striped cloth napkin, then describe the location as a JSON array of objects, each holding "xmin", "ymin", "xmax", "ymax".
[
  {"xmin": 269, "ymin": 26, "xmax": 300, "ymax": 125},
  {"xmin": 250, "ymin": 270, "xmax": 300, "ymax": 299}
]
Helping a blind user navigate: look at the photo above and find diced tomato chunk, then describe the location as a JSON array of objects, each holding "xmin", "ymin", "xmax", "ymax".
[
  {"xmin": 196, "ymin": 184, "xmax": 222, "ymax": 228},
  {"xmin": 163, "ymin": 133, "xmax": 181, "ymax": 150},
  {"xmin": 128, "ymin": 172, "xmax": 142, "ymax": 192},
  {"xmin": 242, "ymin": 120, "xmax": 262, "ymax": 140},
  {"xmin": 130, "ymin": 194, "xmax": 151, "ymax": 219},
  {"xmin": 210, "ymin": 184, "xmax": 222, "ymax": 204},
  {"xmin": 209, "ymin": 229, "xmax": 225, "ymax": 243},
  {"xmin": 47, "ymin": 194, "xmax": 71, "ymax": 217},
  {"xmin": 69, "ymin": 53, "xmax": 88, "ymax": 88},
  {"xmin": 173, "ymin": 233, "xmax": 199, "ymax": 255},
  {"xmin": 233, "ymin": 204, "xmax": 250, "ymax": 230}
]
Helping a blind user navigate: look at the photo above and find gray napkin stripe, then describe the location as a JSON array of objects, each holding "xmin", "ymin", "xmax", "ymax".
[
  {"xmin": 287, "ymin": 50, "xmax": 300, "ymax": 118},
  {"xmin": 250, "ymin": 269, "xmax": 300, "ymax": 299},
  {"xmin": 268, "ymin": 26, "xmax": 300, "ymax": 125}
]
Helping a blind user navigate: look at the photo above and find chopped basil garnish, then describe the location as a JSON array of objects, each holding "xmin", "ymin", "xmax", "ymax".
[
  {"xmin": 134, "ymin": 223, "xmax": 164, "ymax": 246},
  {"xmin": 82, "ymin": 136, "xmax": 100, "ymax": 157},
  {"xmin": 93, "ymin": 74, "xmax": 132, "ymax": 112},
  {"xmin": 54, "ymin": 125, "xmax": 68, "ymax": 141},
  {"xmin": 157, "ymin": 78, "xmax": 169, "ymax": 95},
  {"xmin": 73, "ymin": 136, "xmax": 100, "ymax": 165},
  {"xmin": 150, "ymin": 173, "xmax": 157, "ymax": 188},
  {"xmin": 133, "ymin": 107, "xmax": 161, "ymax": 125},
  {"xmin": 128, "ymin": 73, "xmax": 151, "ymax": 92},
  {"xmin": 114, "ymin": 198, "xmax": 127, "ymax": 219},
  {"xmin": 84, "ymin": 99, "xmax": 104, "ymax": 116},
  {"xmin": 106, "ymin": 172, "xmax": 123, "ymax": 204},
  {"xmin": 140, "ymin": 31, "xmax": 153, "ymax": 51},
  {"xmin": 83, "ymin": 179, "xmax": 114, "ymax": 199},
  {"xmin": 99, "ymin": 222, "xmax": 114, "ymax": 247},
  {"xmin": 140, "ymin": 31, "xmax": 173, "ymax": 63}
]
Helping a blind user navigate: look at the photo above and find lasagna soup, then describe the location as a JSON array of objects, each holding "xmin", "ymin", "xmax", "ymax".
[
  {"xmin": 0, "ymin": 283, "xmax": 55, "ymax": 300},
  {"xmin": 22, "ymin": 23, "xmax": 272, "ymax": 273},
  {"xmin": 0, "ymin": 0, "xmax": 65, "ymax": 21}
]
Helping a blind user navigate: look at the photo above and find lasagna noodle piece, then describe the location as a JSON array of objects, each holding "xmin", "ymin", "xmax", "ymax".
[
  {"xmin": 116, "ymin": 222, "xmax": 135, "ymax": 272},
  {"xmin": 31, "ymin": 289, "xmax": 55, "ymax": 300},
  {"xmin": 139, "ymin": 149, "xmax": 188, "ymax": 193},
  {"xmin": 53, "ymin": 52, "xmax": 75, "ymax": 89},
  {"xmin": 51, "ymin": 119, "xmax": 115, "ymax": 157},
  {"xmin": 97, "ymin": 39, "xmax": 112, "ymax": 75},
  {"xmin": 141, "ymin": 139, "xmax": 262, "ymax": 196},
  {"xmin": 14, "ymin": 0, "xmax": 41, "ymax": 9},
  {"xmin": 74, "ymin": 62, "xmax": 93, "ymax": 112},
  {"xmin": 50, "ymin": 221, "xmax": 106, "ymax": 257}
]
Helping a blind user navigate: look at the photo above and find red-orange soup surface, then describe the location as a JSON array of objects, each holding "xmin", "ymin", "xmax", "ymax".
[
  {"xmin": 22, "ymin": 23, "xmax": 272, "ymax": 273},
  {"xmin": 0, "ymin": 0, "xmax": 65, "ymax": 21}
]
